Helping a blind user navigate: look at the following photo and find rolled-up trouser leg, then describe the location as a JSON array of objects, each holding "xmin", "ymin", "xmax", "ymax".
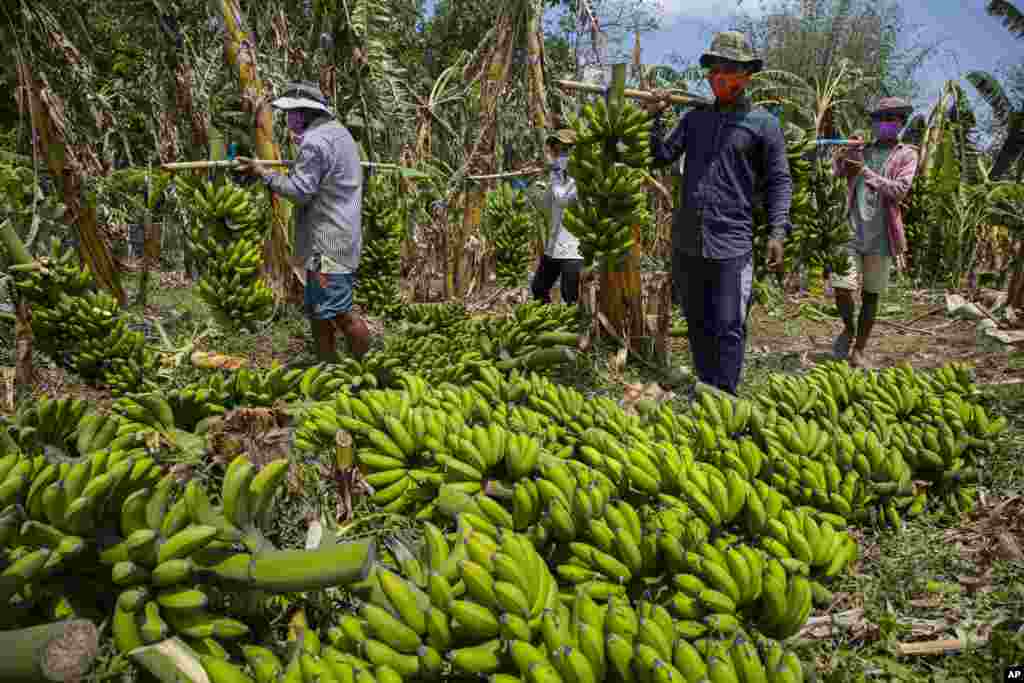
[
  {"xmin": 707, "ymin": 251, "xmax": 754, "ymax": 395},
  {"xmin": 530, "ymin": 255, "xmax": 560, "ymax": 303}
]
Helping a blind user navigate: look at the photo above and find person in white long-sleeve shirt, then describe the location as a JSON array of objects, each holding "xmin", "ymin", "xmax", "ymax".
[{"xmin": 530, "ymin": 129, "xmax": 583, "ymax": 305}]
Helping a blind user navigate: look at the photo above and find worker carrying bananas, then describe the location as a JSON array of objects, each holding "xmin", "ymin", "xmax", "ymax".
[
  {"xmin": 530, "ymin": 128, "xmax": 583, "ymax": 305},
  {"xmin": 830, "ymin": 97, "xmax": 919, "ymax": 368},
  {"xmin": 645, "ymin": 32, "xmax": 793, "ymax": 395},
  {"xmin": 236, "ymin": 82, "xmax": 371, "ymax": 363}
]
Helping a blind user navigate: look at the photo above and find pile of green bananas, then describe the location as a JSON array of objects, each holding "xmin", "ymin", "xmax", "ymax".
[
  {"xmin": 320, "ymin": 517, "xmax": 812, "ymax": 683},
  {"xmin": 482, "ymin": 182, "xmax": 536, "ymax": 287},
  {"xmin": 8, "ymin": 236, "xmax": 158, "ymax": 395},
  {"xmin": 374, "ymin": 303, "xmax": 581, "ymax": 385},
  {"xmin": 0, "ymin": 438, "xmax": 376, "ymax": 656},
  {"xmin": 395, "ymin": 302, "xmax": 469, "ymax": 331},
  {"xmin": 181, "ymin": 178, "xmax": 274, "ymax": 328},
  {"xmin": 356, "ymin": 175, "xmax": 405, "ymax": 318},
  {"xmin": 563, "ymin": 98, "xmax": 653, "ymax": 266}
]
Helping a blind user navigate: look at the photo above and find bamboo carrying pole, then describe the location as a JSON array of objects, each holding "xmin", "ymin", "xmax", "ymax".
[
  {"xmin": 158, "ymin": 160, "xmax": 539, "ymax": 181},
  {"xmin": 554, "ymin": 79, "xmax": 711, "ymax": 108}
]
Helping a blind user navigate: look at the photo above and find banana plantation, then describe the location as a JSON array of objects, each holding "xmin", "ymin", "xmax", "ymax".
[{"xmin": 1, "ymin": 0, "xmax": 1024, "ymax": 682}]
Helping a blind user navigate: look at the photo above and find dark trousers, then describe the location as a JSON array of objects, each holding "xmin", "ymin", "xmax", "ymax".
[
  {"xmin": 676, "ymin": 251, "xmax": 754, "ymax": 395},
  {"xmin": 531, "ymin": 255, "xmax": 583, "ymax": 305}
]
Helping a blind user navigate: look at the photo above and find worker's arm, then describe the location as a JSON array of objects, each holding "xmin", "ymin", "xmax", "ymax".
[
  {"xmin": 863, "ymin": 146, "xmax": 919, "ymax": 203},
  {"xmin": 762, "ymin": 119, "xmax": 793, "ymax": 242},
  {"xmin": 549, "ymin": 171, "xmax": 577, "ymax": 207},
  {"xmin": 265, "ymin": 142, "xmax": 325, "ymax": 206},
  {"xmin": 649, "ymin": 111, "xmax": 687, "ymax": 168}
]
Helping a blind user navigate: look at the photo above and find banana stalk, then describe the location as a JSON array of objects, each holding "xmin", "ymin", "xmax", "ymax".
[
  {"xmin": 211, "ymin": 539, "xmax": 377, "ymax": 593},
  {"xmin": 0, "ymin": 619, "xmax": 99, "ymax": 683},
  {"xmin": 128, "ymin": 637, "xmax": 208, "ymax": 683}
]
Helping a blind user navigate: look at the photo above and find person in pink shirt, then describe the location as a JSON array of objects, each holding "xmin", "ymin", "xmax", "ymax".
[{"xmin": 830, "ymin": 97, "xmax": 919, "ymax": 368}]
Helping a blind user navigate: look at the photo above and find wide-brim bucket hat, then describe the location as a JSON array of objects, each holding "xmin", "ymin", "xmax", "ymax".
[
  {"xmin": 870, "ymin": 97, "xmax": 913, "ymax": 118},
  {"xmin": 271, "ymin": 82, "xmax": 332, "ymax": 115},
  {"xmin": 699, "ymin": 31, "xmax": 763, "ymax": 72}
]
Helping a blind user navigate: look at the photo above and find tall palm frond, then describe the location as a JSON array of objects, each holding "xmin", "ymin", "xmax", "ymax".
[{"xmin": 987, "ymin": 0, "xmax": 1024, "ymax": 39}]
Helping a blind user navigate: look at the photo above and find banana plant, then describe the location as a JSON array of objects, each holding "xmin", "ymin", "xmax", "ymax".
[{"xmin": 748, "ymin": 57, "xmax": 879, "ymax": 137}]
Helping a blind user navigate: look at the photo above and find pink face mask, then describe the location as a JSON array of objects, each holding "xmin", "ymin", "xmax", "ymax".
[{"xmin": 286, "ymin": 110, "xmax": 307, "ymax": 137}]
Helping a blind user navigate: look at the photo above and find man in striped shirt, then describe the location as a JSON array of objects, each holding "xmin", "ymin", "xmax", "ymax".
[{"xmin": 237, "ymin": 82, "xmax": 371, "ymax": 362}]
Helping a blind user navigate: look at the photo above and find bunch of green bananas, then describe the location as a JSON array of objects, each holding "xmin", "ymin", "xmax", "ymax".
[
  {"xmin": 752, "ymin": 125, "xmax": 852, "ymax": 282},
  {"xmin": 181, "ymin": 179, "xmax": 274, "ymax": 327},
  {"xmin": 482, "ymin": 183, "xmax": 536, "ymax": 287},
  {"xmin": 319, "ymin": 516, "xmax": 812, "ymax": 683},
  {"xmin": 357, "ymin": 175, "xmax": 405, "ymax": 318},
  {"xmin": 0, "ymin": 441, "xmax": 376, "ymax": 660},
  {"xmin": 395, "ymin": 302, "xmax": 469, "ymax": 332},
  {"xmin": 370, "ymin": 303, "xmax": 581, "ymax": 386},
  {"xmin": 8, "ymin": 236, "xmax": 158, "ymax": 395},
  {"xmin": 563, "ymin": 99, "xmax": 654, "ymax": 266}
]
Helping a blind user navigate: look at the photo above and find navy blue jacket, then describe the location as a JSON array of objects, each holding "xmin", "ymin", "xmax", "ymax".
[{"xmin": 650, "ymin": 94, "xmax": 793, "ymax": 260}]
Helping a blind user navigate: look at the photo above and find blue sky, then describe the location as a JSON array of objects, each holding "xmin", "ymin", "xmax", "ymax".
[
  {"xmin": 644, "ymin": 0, "xmax": 1022, "ymax": 112},
  {"xmin": 424, "ymin": 0, "xmax": 1021, "ymax": 120}
]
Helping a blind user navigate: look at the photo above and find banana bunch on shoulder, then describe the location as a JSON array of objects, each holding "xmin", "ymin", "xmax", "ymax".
[
  {"xmin": 563, "ymin": 99, "xmax": 654, "ymax": 268},
  {"xmin": 181, "ymin": 179, "xmax": 274, "ymax": 328}
]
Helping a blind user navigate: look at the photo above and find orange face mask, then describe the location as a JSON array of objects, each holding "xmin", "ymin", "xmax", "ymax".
[{"xmin": 708, "ymin": 72, "xmax": 751, "ymax": 104}]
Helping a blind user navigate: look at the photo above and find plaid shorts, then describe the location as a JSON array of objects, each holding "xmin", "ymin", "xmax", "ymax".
[{"xmin": 304, "ymin": 270, "xmax": 355, "ymax": 320}]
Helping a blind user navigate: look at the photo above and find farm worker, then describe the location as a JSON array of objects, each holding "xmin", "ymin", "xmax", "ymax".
[
  {"xmin": 644, "ymin": 31, "xmax": 793, "ymax": 396},
  {"xmin": 830, "ymin": 97, "xmax": 918, "ymax": 368},
  {"xmin": 530, "ymin": 128, "xmax": 583, "ymax": 305},
  {"xmin": 236, "ymin": 82, "xmax": 371, "ymax": 363}
]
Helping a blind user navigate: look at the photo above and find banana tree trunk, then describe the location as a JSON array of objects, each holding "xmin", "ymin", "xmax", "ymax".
[
  {"xmin": 219, "ymin": 0, "xmax": 304, "ymax": 305},
  {"xmin": 15, "ymin": 301, "xmax": 32, "ymax": 392},
  {"xmin": 525, "ymin": 0, "xmax": 548, "ymax": 148},
  {"xmin": 1007, "ymin": 240, "xmax": 1024, "ymax": 310},
  {"xmin": 15, "ymin": 61, "xmax": 125, "ymax": 306},
  {"xmin": 456, "ymin": 10, "xmax": 517, "ymax": 297},
  {"xmin": 0, "ymin": 619, "xmax": 99, "ymax": 682},
  {"xmin": 598, "ymin": 64, "xmax": 644, "ymax": 345},
  {"xmin": 525, "ymin": 0, "xmax": 548, "ymax": 260}
]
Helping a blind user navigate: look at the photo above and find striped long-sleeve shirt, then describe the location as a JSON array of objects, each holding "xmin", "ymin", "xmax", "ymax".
[{"xmin": 265, "ymin": 116, "xmax": 363, "ymax": 273}]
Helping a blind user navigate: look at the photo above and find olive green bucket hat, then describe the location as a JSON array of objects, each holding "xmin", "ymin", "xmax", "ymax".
[
  {"xmin": 699, "ymin": 31, "xmax": 763, "ymax": 72},
  {"xmin": 546, "ymin": 129, "xmax": 577, "ymax": 145},
  {"xmin": 870, "ymin": 97, "xmax": 913, "ymax": 118}
]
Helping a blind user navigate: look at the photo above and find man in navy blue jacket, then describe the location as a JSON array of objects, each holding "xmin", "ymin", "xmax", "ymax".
[{"xmin": 646, "ymin": 31, "xmax": 793, "ymax": 396}]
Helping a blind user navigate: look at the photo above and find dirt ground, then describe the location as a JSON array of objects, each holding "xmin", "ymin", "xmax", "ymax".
[{"xmin": 10, "ymin": 273, "xmax": 1024, "ymax": 408}]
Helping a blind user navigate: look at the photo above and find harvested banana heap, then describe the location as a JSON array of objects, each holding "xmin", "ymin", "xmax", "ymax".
[{"xmin": 0, "ymin": 353, "xmax": 999, "ymax": 683}]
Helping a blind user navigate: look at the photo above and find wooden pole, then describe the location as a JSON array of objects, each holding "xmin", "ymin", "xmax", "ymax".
[
  {"xmin": 598, "ymin": 64, "xmax": 645, "ymax": 347},
  {"xmin": 554, "ymin": 79, "xmax": 711, "ymax": 108}
]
